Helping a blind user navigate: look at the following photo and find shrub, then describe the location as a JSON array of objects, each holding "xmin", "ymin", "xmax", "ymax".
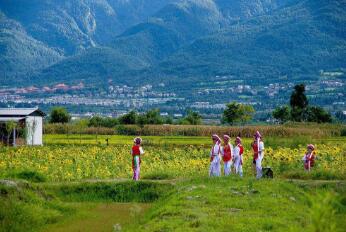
[{"xmin": 15, "ymin": 170, "xmax": 47, "ymax": 183}]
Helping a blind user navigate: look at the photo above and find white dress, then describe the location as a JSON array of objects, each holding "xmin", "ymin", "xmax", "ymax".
[
  {"xmin": 233, "ymin": 145, "xmax": 243, "ymax": 177},
  {"xmin": 209, "ymin": 142, "xmax": 221, "ymax": 177}
]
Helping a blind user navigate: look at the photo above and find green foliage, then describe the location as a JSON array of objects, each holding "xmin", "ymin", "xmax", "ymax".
[
  {"xmin": 136, "ymin": 109, "xmax": 164, "ymax": 127},
  {"xmin": 335, "ymin": 111, "xmax": 346, "ymax": 122},
  {"xmin": 49, "ymin": 107, "xmax": 70, "ymax": 124},
  {"xmin": 50, "ymin": 181, "xmax": 173, "ymax": 203},
  {"xmin": 88, "ymin": 116, "xmax": 118, "ymax": 128},
  {"xmin": 14, "ymin": 170, "xmax": 47, "ymax": 183},
  {"xmin": 341, "ymin": 128, "xmax": 346, "ymax": 137},
  {"xmin": 145, "ymin": 109, "xmax": 164, "ymax": 125},
  {"xmin": 309, "ymin": 192, "xmax": 338, "ymax": 232},
  {"xmin": 290, "ymin": 84, "xmax": 309, "ymax": 110},
  {"xmin": 164, "ymin": 116, "xmax": 173, "ymax": 124},
  {"xmin": 290, "ymin": 84, "xmax": 309, "ymax": 121},
  {"xmin": 304, "ymin": 106, "xmax": 332, "ymax": 123},
  {"xmin": 273, "ymin": 105, "xmax": 291, "ymax": 123},
  {"xmin": 274, "ymin": 85, "xmax": 333, "ymax": 123},
  {"xmin": 0, "ymin": 181, "xmax": 71, "ymax": 232},
  {"xmin": 179, "ymin": 111, "xmax": 202, "ymax": 125},
  {"xmin": 119, "ymin": 111, "xmax": 137, "ymax": 125},
  {"xmin": 222, "ymin": 101, "xmax": 255, "ymax": 125},
  {"xmin": 4, "ymin": 121, "xmax": 17, "ymax": 145},
  {"xmin": 127, "ymin": 178, "xmax": 346, "ymax": 232}
]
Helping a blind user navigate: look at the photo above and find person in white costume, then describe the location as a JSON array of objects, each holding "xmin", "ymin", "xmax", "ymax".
[
  {"xmin": 209, "ymin": 134, "xmax": 222, "ymax": 177},
  {"xmin": 251, "ymin": 131, "xmax": 264, "ymax": 179},
  {"xmin": 233, "ymin": 136, "xmax": 244, "ymax": 177}
]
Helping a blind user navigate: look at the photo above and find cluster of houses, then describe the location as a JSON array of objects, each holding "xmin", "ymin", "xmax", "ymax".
[{"xmin": 0, "ymin": 108, "xmax": 45, "ymax": 146}]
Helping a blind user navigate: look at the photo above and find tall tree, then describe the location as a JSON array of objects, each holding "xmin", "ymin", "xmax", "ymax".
[{"xmin": 290, "ymin": 84, "xmax": 308, "ymax": 121}]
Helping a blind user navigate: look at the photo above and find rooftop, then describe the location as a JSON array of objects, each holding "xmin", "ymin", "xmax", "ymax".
[{"xmin": 0, "ymin": 108, "xmax": 46, "ymax": 117}]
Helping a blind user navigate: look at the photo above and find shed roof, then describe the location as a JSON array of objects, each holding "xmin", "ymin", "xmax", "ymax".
[
  {"xmin": 0, "ymin": 117, "xmax": 25, "ymax": 122},
  {"xmin": 0, "ymin": 108, "xmax": 46, "ymax": 117}
]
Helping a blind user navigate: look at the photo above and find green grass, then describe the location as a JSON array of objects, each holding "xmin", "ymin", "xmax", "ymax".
[
  {"xmin": 1, "ymin": 134, "xmax": 345, "ymax": 231},
  {"xmin": 45, "ymin": 181, "xmax": 174, "ymax": 203},
  {"xmin": 126, "ymin": 177, "xmax": 346, "ymax": 232},
  {"xmin": 42, "ymin": 202, "xmax": 151, "ymax": 232},
  {"xmin": 1, "ymin": 178, "xmax": 345, "ymax": 232}
]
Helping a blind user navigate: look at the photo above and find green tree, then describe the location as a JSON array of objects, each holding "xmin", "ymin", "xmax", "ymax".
[
  {"xmin": 89, "ymin": 115, "xmax": 102, "ymax": 127},
  {"xmin": 136, "ymin": 114, "xmax": 148, "ymax": 128},
  {"xmin": 290, "ymin": 84, "xmax": 308, "ymax": 121},
  {"xmin": 335, "ymin": 111, "xmax": 346, "ymax": 122},
  {"xmin": 183, "ymin": 111, "xmax": 202, "ymax": 125},
  {"xmin": 49, "ymin": 107, "xmax": 70, "ymax": 124},
  {"xmin": 304, "ymin": 106, "xmax": 332, "ymax": 123},
  {"xmin": 272, "ymin": 105, "xmax": 291, "ymax": 123},
  {"xmin": 145, "ymin": 109, "xmax": 164, "ymax": 124},
  {"xmin": 222, "ymin": 102, "xmax": 255, "ymax": 125},
  {"xmin": 118, "ymin": 111, "xmax": 137, "ymax": 124},
  {"xmin": 238, "ymin": 104, "xmax": 255, "ymax": 124},
  {"xmin": 164, "ymin": 116, "xmax": 173, "ymax": 124},
  {"xmin": 5, "ymin": 120, "xmax": 17, "ymax": 146},
  {"xmin": 89, "ymin": 116, "xmax": 118, "ymax": 128}
]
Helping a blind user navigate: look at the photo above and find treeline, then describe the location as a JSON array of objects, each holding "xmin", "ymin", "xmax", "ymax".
[
  {"xmin": 272, "ymin": 84, "xmax": 333, "ymax": 123},
  {"xmin": 49, "ymin": 108, "xmax": 202, "ymax": 127},
  {"xmin": 47, "ymin": 84, "xmax": 343, "ymax": 130}
]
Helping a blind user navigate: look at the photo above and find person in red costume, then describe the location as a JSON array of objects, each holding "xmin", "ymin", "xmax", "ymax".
[
  {"xmin": 233, "ymin": 136, "xmax": 244, "ymax": 177},
  {"xmin": 251, "ymin": 131, "xmax": 264, "ymax": 179},
  {"xmin": 221, "ymin": 135, "xmax": 233, "ymax": 176},
  {"xmin": 131, "ymin": 137, "xmax": 144, "ymax": 181},
  {"xmin": 302, "ymin": 144, "xmax": 316, "ymax": 171}
]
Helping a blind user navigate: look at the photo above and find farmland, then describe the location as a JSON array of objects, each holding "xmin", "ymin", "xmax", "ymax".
[{"xmin": 0, "ymin": 133, "xmax": 345, "ymax": 232}]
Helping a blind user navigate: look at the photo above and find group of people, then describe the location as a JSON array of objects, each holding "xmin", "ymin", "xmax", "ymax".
[
  {"xmin": 130, "ymin": 131, "xmax": 316, "ymax": 181},
  {"xmin": 209, "ymin": 131, "xmax": 264, "ymax": 178}
]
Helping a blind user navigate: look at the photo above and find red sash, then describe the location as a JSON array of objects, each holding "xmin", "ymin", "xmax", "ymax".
[
  {"xmin": 252, "ymin": 142, "xmax": 259, "ymax": 160},
  {"xmin": 132, "ymin": 145, "xmax": 141, "ymax": 168},
  {"xmin": 223, "ymin": 144, "xmax": 232, "ymax": 162},
  {"xmin": 238, "ymin": 144, "xmax": 244, "ymax": 155}
]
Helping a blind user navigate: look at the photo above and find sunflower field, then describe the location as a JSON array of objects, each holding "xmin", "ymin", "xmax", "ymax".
[{"xmin": 0, "ymin": 141, "xmax": 344, "ymax": 181}]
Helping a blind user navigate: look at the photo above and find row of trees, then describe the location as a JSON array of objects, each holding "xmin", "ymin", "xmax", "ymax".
[
  {"xmin": 273, "ymin": 84, "xmax": 332, "ymax": 123},
  {"xmin": 49, "ymin": 108, "xmax": 203, "ymax": 127},
  {"xmin": 49, "ymin": 84, "xmax": 335, "ymax": 126}
]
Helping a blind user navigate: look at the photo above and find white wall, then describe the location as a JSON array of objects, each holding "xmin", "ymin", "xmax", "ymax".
[{"xmin": 26, "ymin": 116, "xmax": 43, "ymax": 145}]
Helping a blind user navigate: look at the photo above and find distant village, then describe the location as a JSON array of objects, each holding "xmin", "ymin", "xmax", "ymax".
[{"xmin": 1, "ymin": 71, "xmax": 344, "ymax": 120}]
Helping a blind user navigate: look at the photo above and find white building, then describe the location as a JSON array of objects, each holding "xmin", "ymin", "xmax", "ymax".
[{"xmin": 0, "ymin": 108, "xmax": 46, "ymax": 146}]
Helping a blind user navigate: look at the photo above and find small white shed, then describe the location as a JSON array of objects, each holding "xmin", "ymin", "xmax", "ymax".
[{"xmin": 0, "ymin": 108, "xmax": 46, "ymax": 146}]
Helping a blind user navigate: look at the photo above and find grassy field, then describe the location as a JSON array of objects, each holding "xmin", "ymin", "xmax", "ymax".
[
  {"xmin": 1, "ymin": 133, "xmax": 346, "ymax": 232},
  {"xmin": 1, "ymin": 178, "xmax": 345, "ymax": 232}
]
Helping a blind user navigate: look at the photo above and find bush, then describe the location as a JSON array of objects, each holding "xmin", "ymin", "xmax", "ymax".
[
  {"xmin": 49, "ymin": 107, "xmax": 70, "ymax": 124},
  {"xmin": 341, "ymin": 128, "xmax": 346, "ymax": 137},
  {"xmin": 15, "ymin": 170, "xmax": 47, "ymax": 183}
]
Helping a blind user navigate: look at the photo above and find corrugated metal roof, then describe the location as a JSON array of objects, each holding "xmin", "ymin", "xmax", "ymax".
[
  {"xmin": 0, "ymin": 108, "xmax": 46, "ymax": 116},
  {"xmin": 0, "ymin": 117, "xmax": 25, "ymax": 122}
]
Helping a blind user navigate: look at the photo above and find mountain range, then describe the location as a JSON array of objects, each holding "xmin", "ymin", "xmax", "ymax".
[{"xmin": 0, "ymin": 0, "xmax": 345, "ymax": 91}]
